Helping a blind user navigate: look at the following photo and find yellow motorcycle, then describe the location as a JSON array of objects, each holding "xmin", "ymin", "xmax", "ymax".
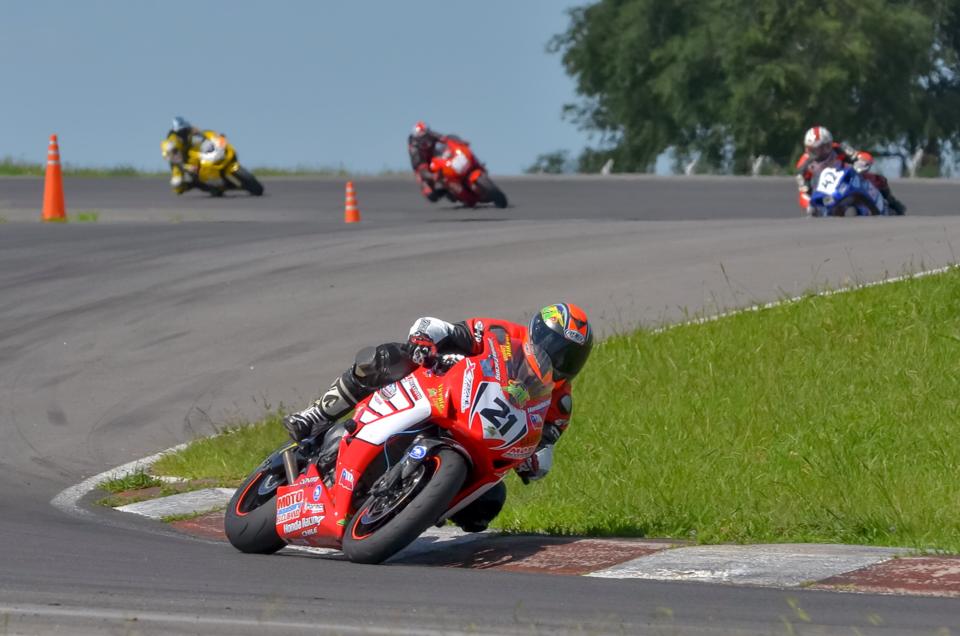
[{"xmin": 161, "ymin": 131, "xmax": 264, "ymax": 197}]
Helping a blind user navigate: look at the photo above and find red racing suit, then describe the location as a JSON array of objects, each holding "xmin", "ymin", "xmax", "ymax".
[{"xmin": 409, "ymin": 316, "xmax": 573, "ymax": 445}]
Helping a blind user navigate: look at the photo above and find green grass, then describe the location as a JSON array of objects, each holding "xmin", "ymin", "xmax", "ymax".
[
  {"xmin": 152, "ymin": 412, "xmax": 288, "ymax": 483},
  {"xmin": 153, "ymin": 268, "xmax": 960, "ymax": 551},
  {"xmin": 71, "ymin": 210, "xmax": 100, "ymax": 222},
  {"xmin": 99, "ymin": 471, "xmax": 163, "ymax": 494},
  {"xmin": 0, "ymin": 157, "xmax": 405, "ymax": 178},
  {"xmin": 498, "ymin": 267, "xmax": 960, "ymax": 551}
]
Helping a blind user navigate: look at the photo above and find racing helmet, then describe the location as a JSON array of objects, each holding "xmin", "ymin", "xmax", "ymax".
[
  {"xmin": 172, "ymin": 116, "xmax": 191, "ymax": 133},
  {"xmin": 853, "ymin": 151, "xmax": 874, "ymax": 174},
  {"xmin": 412, "ymin": 121, "xmax": 429, "ymax": 138},
  {"xmin": 525, "ymin": 303, "xmax": 593, "ymax": 382},
  {"xmin": 804, "ymin": 126, "xmax": 834, "ymax": 161}
]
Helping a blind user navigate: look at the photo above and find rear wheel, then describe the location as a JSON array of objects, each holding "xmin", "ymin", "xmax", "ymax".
[
  {"xmin": 342, "ymin": 448, "xmax": 467, "ymax": 564},
  {"xmin": 235, "ymin": 167, "xmax": 264, "ymax": 196},
  {"xmin": 475, "ymin": 174, "xmax": 508, "ymax": 209},
  {"xmin": 224, "ymin": 463, "xmax": 287, "ymax": 554}
]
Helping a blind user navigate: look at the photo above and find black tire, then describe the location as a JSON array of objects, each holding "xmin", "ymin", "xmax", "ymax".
[
  {"xmin": 475, "ymin": 174, "xmax": 508, "ymax": 209},
  {"xmin": 235, "ymin": 167, "xmax": 264, "ymax": 196},
  {"xmin": 342, "ymin": 448, "xmax": 467, "ymax": 564},
  {"xmin": 224, "ymin": 465, "xmax": 287, "ymax": 554}
]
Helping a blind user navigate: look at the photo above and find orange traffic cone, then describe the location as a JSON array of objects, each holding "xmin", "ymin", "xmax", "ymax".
[
  {"xmin": 344, "ymin": 181, "xmax": 361, "ymax": 223},
  {"xmin": 42, "ymin": 135, "xmax": 67, "ymax": 222}
]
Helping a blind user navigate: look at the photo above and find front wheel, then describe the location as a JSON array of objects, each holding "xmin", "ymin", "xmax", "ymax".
[
  {"xmin": 224, "ymin": 456, "xmax": 289, "ymax": 554},
  {"xmin": 235, "ymin": 166, "xmax": 264, "ymax": 196},
  {"xmin": 474, "ymin": 174, "xmax": 508, "ymax": 209},
  {"xmin": 342, "ymin": 448, "xmax": 467, "ymax": 564}
]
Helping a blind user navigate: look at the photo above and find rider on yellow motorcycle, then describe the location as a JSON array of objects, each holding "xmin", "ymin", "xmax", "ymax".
[{"xmin": 160, "ymin": 117, "xmax": 263, "ymax": 197}]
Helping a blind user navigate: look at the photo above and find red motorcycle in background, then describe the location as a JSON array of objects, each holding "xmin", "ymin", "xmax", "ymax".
[
  {"xmin": 224, "ymin": 329, "xmax": 552, "ymax": 564},
  {"xmin": 427, "ymin": 139, "xmax": 509, "ymax": 209}
]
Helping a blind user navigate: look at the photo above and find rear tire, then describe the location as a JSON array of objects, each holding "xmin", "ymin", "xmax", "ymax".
[
  {"xmin": 342, "ymin": 448, "xmax": 467, "ymax": 564},
  {"xmin": 224, "ymin": 466, "xmax": 286, "ymax": 554},
  {"xmin": 475, "ymin": 174, "xmax": 508, "ymax": 209},
  {"xmin": 235, "ymin": 167, "xmax": 264, "ymax": 196}
]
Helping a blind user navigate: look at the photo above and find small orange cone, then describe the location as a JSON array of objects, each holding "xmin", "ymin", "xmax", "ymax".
[
  {"xmin": 42, "ymin": 135, "xmax": 67, "ymax": 222},
  {"xmin": 344, "ymin": 181, "xmax": 361, "ymax": 223}
]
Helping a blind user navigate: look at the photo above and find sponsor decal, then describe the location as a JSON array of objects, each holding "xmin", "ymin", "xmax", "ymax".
[
  {"xmin": 564, "ymin": 328, "xmax": 586, "ymax": 344},
  {"xmin": 473, "ymin": 320, "xmax": 484, "ymax": 343},
  {"xmin": 500, "ymin": 339, "xmax": 513, "ymax": 361},
  {"xmin": 406, "ymin": 379, "xmax": 423, "ymax": 401},
  {"xmin": 283, "ymin": 520, "xmax": 303, "ymax": 533},
  {"xmin": 428, "ymin": 385, "xmax": 446, "ymax": 412},
  {"xmin": 504, "ymin": 380, "xmax": 530, "ymax": 407},
  {"xmin": 460, "ymin": 359, "xmax": 475, "ymax": 412},
  {"xmin": 339, "ymin": 468, "xmax": 355, "ymax": 491},
  {"xmin": 301, "ymin": 527, "xmax": 318, "ymax": 537},
  {"xmin": 503, "ymin": 444, "xmax": 537, "ymax": 459},
  {"xmin": 301, "ymin": 515, "xmax": 324, "ymax": 527},
  {"xmin": 480, "ymin": 359, "xmax": 496, "ymax": 379},
  {"xmin": 304, "ymin": 502, "xmax": 325, "ymax": 513},
  {"xmin": 311, "ymin": 486, "xmax": 322, "ymax": 502},
  {"xmin": 380, "ymin": 383, "xmax": 398, "ymax": 399},
  {"xmin": 408, "ymin": 445, "xmax": 427, "ymax": 460},
  {"xmin": 299, "ymin": 476, "xmax": 320, "ymax": 485},
  {"xmin": 530, "ymin": 412, "xmax": 544, "ymax": 431},
  {"xmin": 276, "ymin": 490, "xmax": 304, "ymax": 523},
  {"xmin": 416, "ymin": 318, "xmax": 431, "ymax": 333}
]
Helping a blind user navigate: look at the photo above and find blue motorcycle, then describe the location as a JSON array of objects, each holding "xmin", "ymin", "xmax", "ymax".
[{"xmin": 809, "ymin": 163, "xmax": 888, "ymax": 217}]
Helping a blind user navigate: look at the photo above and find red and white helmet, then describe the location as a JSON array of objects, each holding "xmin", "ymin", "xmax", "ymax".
[
  {"xmin": 804, "ymin": 126, "xmax": 834, "ymax": 161},
  {"xmin": 412, "ymin": 121, "xmax": 429, "ymax": 138},
  {"xmin": 853, "ymin": 151, "xmax": 874, "ymax": 174}
]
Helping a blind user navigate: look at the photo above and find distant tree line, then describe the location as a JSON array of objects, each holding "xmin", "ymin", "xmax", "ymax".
[{"xmin": 528, "ymin": 0, "xmax": 960, "ymax": 176}]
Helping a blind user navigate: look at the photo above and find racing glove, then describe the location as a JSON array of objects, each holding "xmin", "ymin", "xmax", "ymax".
[
  {"xmin": 516, "ymin": 444, "xmax": 554, "ymax": 484},
  {"xmin": 283, "ymin": 404, "xmax": 328, "ymax": 443},
  {"xmin": 407, "ymin": 332, "xmax": 438, "ymax": 366}
]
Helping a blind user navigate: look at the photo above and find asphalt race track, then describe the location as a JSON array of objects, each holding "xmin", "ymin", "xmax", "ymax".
[{"xmin": 2, "ymin": 175, "xmax": 960, "ymax": 634}]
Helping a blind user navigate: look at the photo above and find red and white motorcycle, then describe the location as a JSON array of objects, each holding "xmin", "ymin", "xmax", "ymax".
[{"xmin": 225, "ymin": 328, "xmax": 552, "ymax": 563}]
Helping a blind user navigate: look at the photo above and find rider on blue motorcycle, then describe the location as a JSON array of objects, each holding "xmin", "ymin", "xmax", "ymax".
[{"xmin": 795, "ymin": 126, "xmax": 906, "ymax": 215}]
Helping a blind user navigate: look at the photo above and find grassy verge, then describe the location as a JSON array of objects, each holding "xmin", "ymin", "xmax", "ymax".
[
  {"xmin": 0, "ymin": 157, "xmax": 405, "ymax": 178},
  {"xmin": 501, "ymin": 266, "xmax": 960, "ymax": 551},
  {"xmin": 153, "ymin": 268, "xmax": 960, "ymax": 551},
  {"xmin": 151, "ymin": 412, "xmax": 287, "ymax": 482}
]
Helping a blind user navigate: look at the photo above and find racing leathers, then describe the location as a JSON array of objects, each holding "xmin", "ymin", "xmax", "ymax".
[
  {"xmin": 283, "ymin": 316, "xmax": 574, "ymax": 532},
  {"xmin": 160, "ymin": 128, "xmax": 227, "ymax": 195},
  {"xmin": 408, "ymin": 132, "xmax": 468, "ymax": 202},
  {"xmin": 795, "ymin": 143, "xmax": 906, "ymax": 214}
]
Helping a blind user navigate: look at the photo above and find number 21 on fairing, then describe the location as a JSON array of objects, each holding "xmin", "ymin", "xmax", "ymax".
[{"xmin": 469, "ymin": 381, "xmax": 528, "ymax": 449}]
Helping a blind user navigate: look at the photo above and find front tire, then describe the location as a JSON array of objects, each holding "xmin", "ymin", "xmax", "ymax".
[
  {"xmin": 235, "ymin": 167, "xmax": 264, "ymax": 196},
  {"xmin": 342, "ymin": 448, "xmax": 467, "ymax": 564},
  {"xmin": 224, "ymin": 465, "xmax": 287, "ymax": 554},
  {"xmin": 475, "ymin": 174, "xmax": 508, "ymax": 208}
]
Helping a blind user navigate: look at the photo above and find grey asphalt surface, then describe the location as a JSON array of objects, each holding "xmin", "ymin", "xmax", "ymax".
[{"xmin": 2, "ymin": 176, "xmax": 960, "ymax": 634}]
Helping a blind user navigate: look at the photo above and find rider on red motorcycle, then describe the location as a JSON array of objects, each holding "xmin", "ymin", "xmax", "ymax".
[
  {"xmin": 283, "ymin": 303, "xmax": 593, "ymax": 532},
  {"xmin": 795, "ymin": 126, "xmax": 906, "ymax": 215},
  {"xmin": 408, "ymin": 121, "xmax": 468, "ymax": 202}
]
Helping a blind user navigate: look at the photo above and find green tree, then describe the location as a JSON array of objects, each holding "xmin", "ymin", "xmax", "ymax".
[{"xmin": 552, "ymin": 0, "xmax": 960, "ymax": 174}]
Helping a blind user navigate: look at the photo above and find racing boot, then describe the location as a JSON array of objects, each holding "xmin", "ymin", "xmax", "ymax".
[
  {"xmin": 449, "ymin": 481, "xmax": 506, "ymax": 532},
  {"xmin": 888, "ymin": 196, "xmax": 907, "ymax": 215},
  {"xmin": 283, "ymin": 371, "xmax": 363, "ymax": 443},
  {"xmin": 283, "ymin": 343, "xmax": 418, "ymax": 443}
]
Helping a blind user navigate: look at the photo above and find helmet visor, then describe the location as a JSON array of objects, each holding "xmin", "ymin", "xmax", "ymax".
[{"xmin": 528, "ymin": 317, "xmax": 591, "ymax": 381}]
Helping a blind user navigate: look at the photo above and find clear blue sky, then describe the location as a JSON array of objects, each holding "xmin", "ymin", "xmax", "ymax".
[{"xmin": 2, "ymin": 1, "xmax": 593, "ymax": 174}]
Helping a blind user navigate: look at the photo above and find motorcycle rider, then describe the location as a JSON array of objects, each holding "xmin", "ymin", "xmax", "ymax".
[
  {"xmin": 283, "ymin": 303, "xmax": 594, "ymax": 532},
  {"xmin": 795, "ymin": 126, "xmax": 906, "ymax": 215},
  {"xmin": 160, "ymin": 116, "xmax": 229, "ymax": 196},
  {"xmin": 408, "ymin": 121, "xmax": 467, "ymax": 202}
]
